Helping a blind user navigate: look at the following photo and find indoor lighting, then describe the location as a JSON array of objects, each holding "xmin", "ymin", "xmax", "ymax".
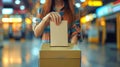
[
  {"xmin": 12, "ymin": 18, "xmax": 22, "ymax": 22},
  {"xmin": 75, "ymin": 3, "xmax": 81, "ymax": 8},
  {"xmin": 20, "ymin": 5, "xmax": 25, "ymax": 10},
  {"xmin": 32, "ymin": 17, "xmax": 37, "ymax": 23},
  {"xmin": 80, "ymin": 17, "xmax": 86, "ymax": 24},
  {"xmin": 2, "ymin": 18, "xmax": 22, "ymax": 23},
  {"xmin": 2, "ymin": 8, "xmax": 13, "ymax": 14},
  {"xmin": 96, "ymin": 4, "xmax": 112, "ymax": 17},
  {"xmin": 40, "ymin": 0, "xmax": 46, "ymax": 4},
  {"xmin": 2, "ymin": 18, "xmax": 9, "ymax": 22},
  {"xmin": 80, "ymin": 14, "xmax": 96, "ymax": 23},
  {"xmin": 15, "ymin": 0, "xmax": 21, "ymax": 5},
  {"xmin": 113, "ymin": 5, "xmax": 120, "ymax": 12},
  {"xmin": 25, "ymin": 18, "xmax": 32, "ymax": 24},
  {"xmin": 2, "ymin": 0, "xmax": 12, "ymax": 4},
  {"xmin": 88, "ymin": 1, "xmax": 103, "ymax": 6},
  {"xmin": 80, "ymin": 0, "xmax": 85, "ymax": 2}
]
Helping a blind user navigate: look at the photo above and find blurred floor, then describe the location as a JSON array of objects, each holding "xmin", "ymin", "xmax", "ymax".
[{"xmin": 0, "ymin": 38, "xmax": 120, "ymax": 67}]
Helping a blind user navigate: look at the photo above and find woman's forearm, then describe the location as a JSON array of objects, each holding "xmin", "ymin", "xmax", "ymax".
[{"xmin": 34, "ymin": 18, "xmax": 48, "ymax": 37}]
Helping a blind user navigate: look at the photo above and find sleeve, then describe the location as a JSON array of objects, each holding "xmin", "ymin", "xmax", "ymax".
[
  {"xmin": 70, "ymin": 20, "xmax": 80, "ymax": 37},
  {"xmin": 70, "ymin": 6, "xmax": 83, "ymax": 41}
]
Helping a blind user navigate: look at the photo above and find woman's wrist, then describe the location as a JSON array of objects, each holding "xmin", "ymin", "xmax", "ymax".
[
  {"xmin": 42, "ymin": 13, "xmax": 51, "ymax": 25},
  {"xmin": 42, "ymin": 17, "xmax": 48, "ymax": 26}
]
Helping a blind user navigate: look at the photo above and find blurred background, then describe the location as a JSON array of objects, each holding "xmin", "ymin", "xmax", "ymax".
[{"xmin": 0, "ymin": 0, "xmax": 120, "ymax": 67}]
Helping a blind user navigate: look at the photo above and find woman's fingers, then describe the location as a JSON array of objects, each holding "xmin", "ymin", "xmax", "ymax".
[
  {"xmin": 52, "ymin": 12, "xmax": 58, "ymax": 25},
  {"xmin": 49, "ymin": 12, "xmax": 61, "ymax": 25},
  {"xmin": 50, "ymin": 13, "xmax": 56, "ymax": 23},
  {"xmin": 57, "ymin": 13, "xmax": 62, "ymax": 25},
  {"xmin": 54, "ymin": 12, "xmax": 60, "ymax": 25},
  {"xmin": 55, "ymin": 12, "xmax": 61, "ymax": 25}
]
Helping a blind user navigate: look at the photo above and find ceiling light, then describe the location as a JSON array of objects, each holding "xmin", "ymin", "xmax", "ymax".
[
  {"xmin": 75, "ymin": 3, "xmax": 81, "ymax": 8},
  {"xmin": 40, "ymin": 0, "xmax": 46, "ymax": 4},
  {"xmin": 80, "ymin": 0, "xmax": 85, "ymax": 2},
  {"xmin": 20, "ymin": 5, "xmax": 25, "ymax": 10},
  {"xmin": 15, "ymin": 0, "xmax": 21, "ymax": 5},
  {"xmin": 2, "ymin": 8, "xmax": 13, "ymax": 14}
]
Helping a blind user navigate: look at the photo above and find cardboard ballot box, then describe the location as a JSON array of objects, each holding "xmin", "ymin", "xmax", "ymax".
[{"xmin": 39, "ymin": 44, "xmax": 81, "ymax": 67}]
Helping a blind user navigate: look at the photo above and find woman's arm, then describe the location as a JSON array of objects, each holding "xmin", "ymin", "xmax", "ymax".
[
  {"xmin": 70, "ymin": 24, "xmax": 80, "ymax": 44},
  {"xmin": 33, "ymin": 12, "xmax": 61, "ymax": 37},
  {"xmin": 33, "ymin": 14, "xmax": 50, "ymax": 37},
  {"xmin": 70, "ymin": 7, "xmax": 81, "ymax": 44}
]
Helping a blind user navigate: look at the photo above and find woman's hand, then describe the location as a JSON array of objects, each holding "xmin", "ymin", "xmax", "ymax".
[
  {"xmin": 49, "ymin": 12, "xmax": 62, "ymax": 25},
  {"xmin": 43, "ymin": 12, "xmax": 62, "ymax": 25},
  {"xmin": 33, "ymin": 12, "xmax": 62, "ymax": 37}
]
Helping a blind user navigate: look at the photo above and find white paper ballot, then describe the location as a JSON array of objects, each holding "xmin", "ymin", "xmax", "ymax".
[{"xmin": 50, "ymin": 20, "xmax": 68, "ymax": 46}]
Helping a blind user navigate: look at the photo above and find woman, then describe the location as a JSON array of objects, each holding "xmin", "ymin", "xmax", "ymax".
[{"xmin": 33, "ymin": 0, "xmax": 81, "ymax": 44}]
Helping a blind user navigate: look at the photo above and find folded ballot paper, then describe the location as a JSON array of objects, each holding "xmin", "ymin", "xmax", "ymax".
[{"xmin": 50, "ymin": 21, "xmax": 68, "ymax": 46}]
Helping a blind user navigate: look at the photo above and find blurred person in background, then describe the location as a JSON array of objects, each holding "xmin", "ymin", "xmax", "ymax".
[{"xmin": 32, "ymin": 0, "xmax": 82, "ymax": 44}]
